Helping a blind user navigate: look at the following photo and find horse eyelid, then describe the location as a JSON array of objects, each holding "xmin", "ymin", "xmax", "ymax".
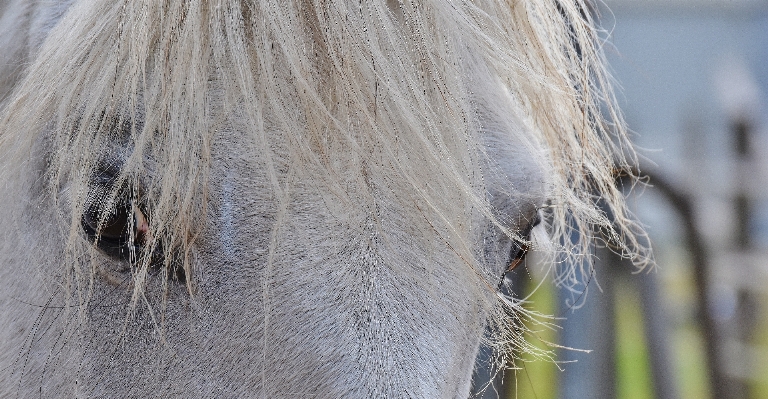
[
  {"xmin": 506, "ymin": 243, "xmax": 529, "ymax": 272},
  {"xmin": 500, "ymin": 210, "xmax": 540, "ymax": 282}
]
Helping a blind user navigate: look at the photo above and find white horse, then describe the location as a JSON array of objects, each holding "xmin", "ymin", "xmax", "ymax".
[{"xmin": 0, "ymin": 0, "xmax": 646, "ymax": 397}]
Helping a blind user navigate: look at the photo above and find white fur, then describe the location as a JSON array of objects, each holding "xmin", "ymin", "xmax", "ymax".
[{"xmin": 0, "ymin": 0, "xmax": 647, "ymax": 397}]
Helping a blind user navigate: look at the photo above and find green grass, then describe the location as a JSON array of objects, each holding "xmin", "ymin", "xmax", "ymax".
[
  {"xmin": 506, "ymin": 276, "xmax": 663, "ymax": 399},
  {"xmin": 500, "ymin": 267, "xmax": 768, "ymax": 399},
  {"xmin": 671, "ymin": 324, "xmax": 709, "ymax": 399},
  {"xmin": 750, "ymin": 292, "xmax": 768, "ymax": 399},
  {"xmin": 508, "ymin": 278, "xmax": 558, "ymax": 399},
  {"xmin": 614, "ymin": 278, "xmax": 654, "ymax": 399}
]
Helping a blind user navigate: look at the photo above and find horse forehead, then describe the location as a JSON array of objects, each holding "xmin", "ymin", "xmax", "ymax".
[{"xmin": 205, "ymin": 124, "xmax": 548, "ymax": 232}]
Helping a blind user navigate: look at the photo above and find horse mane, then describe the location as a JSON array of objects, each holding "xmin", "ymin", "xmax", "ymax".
[{"xmin": 0, "ymin": 0, "xmax": 649, "ymax": 359}]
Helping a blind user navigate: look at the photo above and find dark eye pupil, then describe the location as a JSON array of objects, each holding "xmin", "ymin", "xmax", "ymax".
[
  {"xmin": 83, "ymin": 203, "xmax": 131, "ymax": 241},
  {"xmin": 82, "ymin": 200, "xmax": 136, "ymax": 259},
  {"xmin": 80, "ymin": 181, "xmax": 184, "ymax": 283}
]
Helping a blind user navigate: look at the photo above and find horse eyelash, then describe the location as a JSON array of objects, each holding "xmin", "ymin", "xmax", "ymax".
[{"xmin": 497, "ymin": 213, "xmax": 541, "ymax": 290}]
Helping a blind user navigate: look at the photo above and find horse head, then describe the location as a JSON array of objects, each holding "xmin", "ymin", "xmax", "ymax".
[{"xmin": 0, "ymin": 0, "xmax": 646, "ymax": 397}]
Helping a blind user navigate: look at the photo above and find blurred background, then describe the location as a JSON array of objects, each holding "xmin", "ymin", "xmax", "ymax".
[{"xmin": 472, "ymin": 1, "xmax": 768, "ymax": 398}]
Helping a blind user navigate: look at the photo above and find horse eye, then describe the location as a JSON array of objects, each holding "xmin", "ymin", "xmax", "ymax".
[
  {"xmin": 497, "ymin": 212, "xmax": 540, "ymax": 289},
  {"xmin": 79, "ymin": 166, "xmax": 180, "ymax": 282},
  {"xmin": 81, "ymin": 199, "xmax": 149, "ymax": 260},
  {"xmin": 496, "ymin": 239, "xmax": 530, "ymax": 291},
  {"xmin": 83, "ymin": 203, "xmax": 131, "ymax": 240},
  {"xmin": 506, "ymin": 241, "xmax": 530, "ymax": 273}
]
